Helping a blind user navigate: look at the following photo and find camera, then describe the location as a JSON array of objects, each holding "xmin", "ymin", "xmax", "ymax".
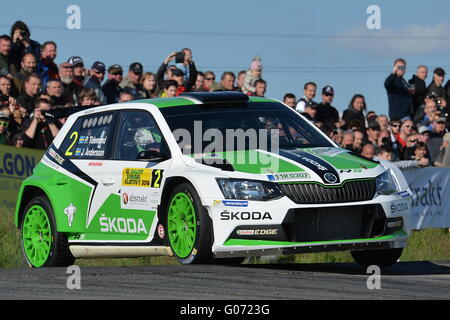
[
  {"xmin": 19, "ymin": 31, "xmax": 28, "ymax": 39},
  {"xmin": 175, "ymin": 51, "xmax": 185, "ymax": 64}
]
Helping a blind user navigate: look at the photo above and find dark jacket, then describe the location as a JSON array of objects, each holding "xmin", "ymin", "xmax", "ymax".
[
  {"xmin": 315, "ymin": 103, "xmax": 339, "ymax": 129},
  {"xmin": 17, "ymin": 92, "xmax": 36, "ymax": 113},
  {"xmin": 102, "ymin": 79, "xmax": 122, "ymax": 104},
  {"xmin": 10, "ymin": 39, "xmax": 41, "ymax": 73},
  {"xmin": 408, "ymin": 75, "xmax": 427, "ymax": 116},
  {"xmin": 384, "ymin": 73, "xmax": 413, "ymax": 120},
  {"xmin": 342, "ymin": 107, "xmax": 365, "ymax": 131},
  {"xmin": 156, "ymin": 61, "xmax": 198, "ymax": 92}
]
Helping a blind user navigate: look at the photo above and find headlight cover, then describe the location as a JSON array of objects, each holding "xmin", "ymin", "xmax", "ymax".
[
  {"xmin": 216, "ymin": 178, "xmax": 283, "ymax": 201},
  {"xmin": 375, "ymin": 169, "xmax": 400, "ymax": 195}
]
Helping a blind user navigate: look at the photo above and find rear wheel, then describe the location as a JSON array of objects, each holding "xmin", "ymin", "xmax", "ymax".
[
  {"xmin": 21, "ymin": 196, "xmax": 74, "ymax": 268},
  {"xmin": 166, "ymin": 183, "xmax": 213, "ymax": 264},
  {"xmin": 351, "ymin": 248, "xmax": 403, "ymax": 268}
]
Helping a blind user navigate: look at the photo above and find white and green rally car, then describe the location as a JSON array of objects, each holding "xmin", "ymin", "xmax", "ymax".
[{"xmin": 15, "ymin": 92, "xmax": 411, "ymax": 268}]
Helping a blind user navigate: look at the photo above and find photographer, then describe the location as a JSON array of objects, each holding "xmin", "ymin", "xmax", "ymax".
[
  {"xmin": 9, "ymin": 21, "xmax": 41, "ymax": 74},
  {"xmin": 22, "ymin": 98, "xmax": 60, "ymax": 149},
  {"xmin": 384, "ymin": 58, "xmax": 413, "ymax": 121},
  {"xmin": 156, "ymin": 50, "xmax": 197, "ymax": 94}
]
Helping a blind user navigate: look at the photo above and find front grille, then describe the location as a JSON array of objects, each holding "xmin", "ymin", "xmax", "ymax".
[{"xmin": 278, "ymin": 179, "xmax": 376, "ymax": 204}]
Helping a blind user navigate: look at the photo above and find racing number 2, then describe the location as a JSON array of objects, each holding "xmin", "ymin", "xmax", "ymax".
[
  {"xmin": 151, "ymin": 169, "xmax": 162, "ymax": 188},
  {"xmin": 65, "ymin": 131, "xmax": 79, "ymax": 156}
]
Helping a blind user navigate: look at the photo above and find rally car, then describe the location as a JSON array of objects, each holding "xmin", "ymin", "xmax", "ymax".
[{"xmin": 15, "ymin": 92, "xmax": 411, "ymax": 268}]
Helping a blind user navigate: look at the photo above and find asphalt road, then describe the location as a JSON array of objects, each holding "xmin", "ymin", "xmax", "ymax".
[{"xmin": 0, "ymin": 261, "xmax": 449, "ymax": 300}]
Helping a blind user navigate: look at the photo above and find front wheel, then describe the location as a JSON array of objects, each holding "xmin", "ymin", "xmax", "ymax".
[
  {"xmin": 21, "ymin": 196, "xmax": 74, "ymax": 268},
  {"xmin": 351, "ymin": 248, "xmax": 403, "ymax": 268},
  {"xmin": 166, "ymin": 183, "xmax": 213, "ymax": 264}
]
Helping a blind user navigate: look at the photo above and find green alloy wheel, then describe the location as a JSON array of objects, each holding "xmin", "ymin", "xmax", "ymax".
[
  {"xmin": 21, "ymin": 196, "xmax": 74, "ymax": 268},
  {"xmin": 166, "ymin": 183, "xmax": 213, "ymax": 264}
]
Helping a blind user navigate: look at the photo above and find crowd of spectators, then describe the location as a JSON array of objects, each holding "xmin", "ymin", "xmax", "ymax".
[{"xmin": 0, "ymin": 21, "xmax": 449, "ymax": 168}]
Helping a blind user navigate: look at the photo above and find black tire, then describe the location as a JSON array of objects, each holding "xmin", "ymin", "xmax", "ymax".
[
  {"xmin": 21, "ymin": 196, "xmax": 75, "ymax": 268},
  {"xmin": 165, "ymin": 183, "xmax": 213, "ymax": 264},
  {"xmin": 351, "ymin": 248, "xmax": 403, "ymax": 268}
]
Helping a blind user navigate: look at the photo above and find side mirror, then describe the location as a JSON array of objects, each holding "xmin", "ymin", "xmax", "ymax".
[{"xmin": 137, "ymin": 150, "xmax": 169, "ymax": 162}]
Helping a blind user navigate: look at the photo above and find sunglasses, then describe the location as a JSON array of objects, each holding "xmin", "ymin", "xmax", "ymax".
[
  {"xmin": 391, "ymin": 124, "xmax": 401, "ymax": 127},
  {"xmin": 205, "ymin": 77, "xmax": 215, "ymax": 81},
  {"xmin": 0, "ymin": 121, "xmax": 9, "ymax": 127},
  {"xmin": 408, "ymin": 139, "xmax": 418, "ymax": 143},
  {"xmin": 112, "ymin": 72, "xmax": 123, "ymax": 76}
]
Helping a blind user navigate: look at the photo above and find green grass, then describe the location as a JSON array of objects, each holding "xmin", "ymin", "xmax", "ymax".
[{"xmin": 2, "ymin": 208, "xmax": 449, "ymax": 268}]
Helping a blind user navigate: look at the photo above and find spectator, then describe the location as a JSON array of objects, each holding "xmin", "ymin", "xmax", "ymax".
[
  {"xmin": 331, "ymin": 128, "xmax": 343, "ymax": 146},
  {"xmin": 236, "ymin": 70, "xmax": 246, "ymax": 92},
  {"xmin": 353, "ymin": 129, "xmax": 364, "ymax": 153},
  {"xmin": 84, "ymin": 61, "xmax": 106, "ymax": 105},
  {"xmin": 411, "ymin": 141, "xmax": 430, "ymax": 166},
  {"xmin": 364, "ymin": 120, "xmax": 381, "ymax": 150},
  {"xmin": 156, "ymin": 51, "xmax": 197, "ymax": 94},
  {"xmin": 366, "ymin": 111, "xmax": 377, "ymax": 123},
  {"xmin": 315, "ymin": 85, "xmax": 340, "ymax": 129},
  {"xmin": 414, "ymin": 93, "xmax": 438, "ymax": 124},
  {"xmin": 9, "ymin": 21, "xmax": 41, "ymax": 73},
  {"xmin": 193, "ymin": 72, "xmax": 207, "ymax": 92},
  {"xmin": 68, "ymin": 56, "xmax": 85, "ymax": 89},
  {"xmin": 161, "ymin": 80, "xmax": 178, "ymax": 98},
  {"xmin": 426, "ymin": 115, "xmax": 447, "ymax": 162},
  {"xmin": 394, "ymin": 119, "xmax": 414, "ymax": 158},
  {"xmin": 283, "ymin": 93, "xmax": 296, "ymax": 109},
  {"xmin": 203, "ymin": 71, "xmax": 216, "ymax": 91},
  {"xmin": 78, "ymin": 88, "xmax": 97, "ymax": 106},
  {"xmin": 409, "ymin": 65, "xmax": 428, "ymax": 117},
  {"xmin": 242, "ymin": 56, "xmax": 263, "ymax": 95},
  {"xmin": 10, "ymin": 132, "xmax": 24, "ymax": 148},
  {"xmin": 295, "ymin": 82, "xmax": 317, "ymax": 113},
  {"xmin": 118, "ymin": 90, "xmax": 134, "ymax": 102},
  {"xmin": 403, "ymin": 133, "xmax": 419, "ymax": 160},
  {"xmin": 0, "ymin": 111, "xmax": 9, "ymax": 144},
  {"xmin": 46, "ymin": 79, "xmax": 66, "ymax": 107},
  {"xmin": 175, "ymin": 48, "xmax": 193, "ymax": 81},
  {"xmin": 434, "ymin": 132, "xmax": 450, "ymax": 167},
  {"xmin": 302, "ymin": 103, "xmax": 317, "ymax": 121},
  {"xmin": 378, "ymin": 129, "xmax": 391, "ymax": 149},
  {"xmin": 214, "ymin": 71, "xmax": 236, "ymax": 91},
  {"xmin": 427, "ymin": 68, "xmax": 447, "ymax": 108},
  {"xmin": 416, "ymin": 98, "xmax": 438, "ymax": 128},
  {"xmin": 342, "ymin": 94, "xmax": 366, "ymax": 131},
  {"xmin": 361, "ymin": 143, "xmax": 375, "ymax": 159},
  {"xmin": 22, "ymin": 98, "xmax": 60, "ymax": 149},
  {"xmin": 376, "ymin": 114, "xmax": 389, "ymax": 131},
  {"xmin": 254, "ymin": 79, "xmax": 267, "ymax": 97},
  {"xmin": 417, "ymin": 125, "xmax": 431, "ymax": 144},
  {"xmin": 0, "ymin": 75, "xmax": 12, "ymax": 97},
  {"xmin": 120, "ymin": 62, "xmax": 144, "ymax": 99},
  {"xmin": 140, "ymin": 72, "xmax": 159, "ymax": 98},
  {"xmin": 17, "ymin": 73, "xmax": 41, "ymax": 113},
  {"xmin": 102, "ymin": 64, "xmax": 123, "ymax": 104},
  {"xmin": 384, "ymin": 58, "xmax": 413, "ymax": 121},
  {"xmin": 12, "ymin": 52, "xmax": 37, "ymax": 95},
  {"xmin": 375, "ymin": 145, "xmax": 427, "ymax": 169},
  {"xmin": 341, "ymin": 130, "xmax": 354, "ymax": 150},
  {"xmin": 59, "ymin": 62, "xmax": 80, "ymax": 105},
  {"xmin": 36, "ymin": 41, "xmax": 59, "ymax": 88},
  {"xmin": 0, "ymin": 35, "xmax": 14, "ymax": 77}
]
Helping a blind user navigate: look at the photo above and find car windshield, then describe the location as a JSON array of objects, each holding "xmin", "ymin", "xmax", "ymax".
[{"xmin": 160, "ymin": 102, "xmax": 334, "ymax": 154}]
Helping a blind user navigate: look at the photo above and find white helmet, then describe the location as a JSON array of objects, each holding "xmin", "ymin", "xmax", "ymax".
[{"xmin": 133, "ymin": 127, "xmax": 155, "ymax": 147}]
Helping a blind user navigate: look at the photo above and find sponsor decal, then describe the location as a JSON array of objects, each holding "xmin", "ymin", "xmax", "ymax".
[
  {"xmin": 122, "ymin": 193, "xmax": 129, "ymax": 205},
  {"xmin": 220, "ymin": 210, "xmax": 272, "ymax": 221},
  {"xmin": 339, "ymin": 169, "xmax": 362, "ymax": 173},
  {"xmin": 157, "ymin": 224, "xmax": 165, "ymax": 239},
  {"xmin": 267, "ymin": 172, "xmax": 310, "ymax": 181},
  {"xmin": 48, "ymin": 148, "xmax": 65, "ymax": 165},
  {"xmin": 395, "ymin": 191, "xmax": 410, "ymax": 199},
  {"xmin": 222, "ymin": 200, "xmax": 249, "ymax": 207},
  {"xmin": 75, "ymin": 148, "xmax": 105, "ymax": 157},
  {"xmin": 236, "ymin": 228, "xmax": 278, "ymax": 236},
  {"xmin": 122, "ymin": 168, "xmax": 163, "ymax": 188},
  {"xmin": 64, "ymin": 203, "xmax": 77, "ymax": 227},
  {"xmin": 99, "ymin": 214, "xmax": 148, "ymax": 234},
  {"xmin": 307, "ymin": 147, "xmax": 346, "ymax": 157},
  {"xmin": 390, "ymin": 201, "xmax": 409, "ymax": 215},
  {"xmin": 88, "ymin": 161, "xmax": 103, "ymax": 167}
]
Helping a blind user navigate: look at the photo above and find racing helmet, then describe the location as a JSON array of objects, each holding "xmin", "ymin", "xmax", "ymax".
[{"xmin": 133, "ymin": 127, "xmax": 155, "ymax": 148}]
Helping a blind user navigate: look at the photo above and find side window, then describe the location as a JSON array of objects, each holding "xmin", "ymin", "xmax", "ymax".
[
  {"xmin": 113, "ymin": 110, "xmax": 169, "ymax": 161},
  {"xmin": 60, "ymin": 112, "xmax": 116, "ymax": 159}
]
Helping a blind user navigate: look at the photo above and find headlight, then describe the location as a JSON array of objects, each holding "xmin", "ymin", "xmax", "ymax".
[
  {"xmin": 216, "ymin": 178, "xmax": 283, "ymax": 201},
  {"xmin": 375, "ymin": 169, "xmax": 400, "ymax": 195}
]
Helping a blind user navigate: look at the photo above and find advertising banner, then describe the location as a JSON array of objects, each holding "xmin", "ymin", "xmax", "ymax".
[
  {"xmin": 401, "ymin": 167, "xmax": 450, "ymax": 229},
  {"xmin": 0, "ymin": 145, "xmax": 44, "ymax": 213}
]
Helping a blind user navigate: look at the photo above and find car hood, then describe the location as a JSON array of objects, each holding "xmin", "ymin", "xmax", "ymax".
[{"xmin": 190, "ymin": 147, "xmax": 382, "ymax": 185}]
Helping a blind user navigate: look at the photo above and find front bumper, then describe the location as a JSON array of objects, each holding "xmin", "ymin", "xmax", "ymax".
[{"xmin": 205, "ymin": 192, "xmax": 411, "ymax": 257}]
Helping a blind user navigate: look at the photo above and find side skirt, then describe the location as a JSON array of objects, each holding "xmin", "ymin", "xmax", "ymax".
[{"xmin": 70, "ymin": 245, "xmax": 173, "ymax": 259}]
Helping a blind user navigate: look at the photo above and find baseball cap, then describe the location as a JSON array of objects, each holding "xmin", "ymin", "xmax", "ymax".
[
  {"xmin": 108, "ymin": 64, "xmax": 123, "ymax": 75},
  {"xmin": 433, "ymin": 116, "xmax": 446, "ymax": 123},
  {"xmin": 91, "ymin": 61, "xmax": 106, "ymax": 74},
  {"xmin": 322, "ymin": 85, "xmax": 334, "ymax": 95},
  {"xmin": 68, "ymin": 56, "xmax": 84, "ymax": 67},
  {"xmin": 427, "ymin": 92, "xmax": 438, "ymax": 99},
  {"xmin": 434, "ymin": 67, "xmax": 446, "ymax": 76},
  {"xmin": 172, "ymin": 68, "xmax": 185, "ymax": 77},
  {"xmin": 418, "ymin": 126, "xmax": 431, "ymax": 134},
  {"xmin": 0, "ymin": 111, "xmax": 9, "ymax": 120},
  {"xmin": 129, "ymin": 62, "xmax": 143, "ymax": 75}
]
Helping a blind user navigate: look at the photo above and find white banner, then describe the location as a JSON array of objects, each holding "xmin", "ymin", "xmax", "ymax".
[{"xmin": 401, "ymin": 167, "xmax": 450, "ymax": 229}]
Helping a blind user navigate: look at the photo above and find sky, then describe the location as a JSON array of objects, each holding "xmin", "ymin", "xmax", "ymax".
[{"xmin": 2, "ymin": 0, "xmax": 450, "ymax": 116}]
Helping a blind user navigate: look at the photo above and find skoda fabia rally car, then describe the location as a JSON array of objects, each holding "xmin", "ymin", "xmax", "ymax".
[{"xmin": 15, "ymin": 92, "xmax": 412, "ymax": 268}]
